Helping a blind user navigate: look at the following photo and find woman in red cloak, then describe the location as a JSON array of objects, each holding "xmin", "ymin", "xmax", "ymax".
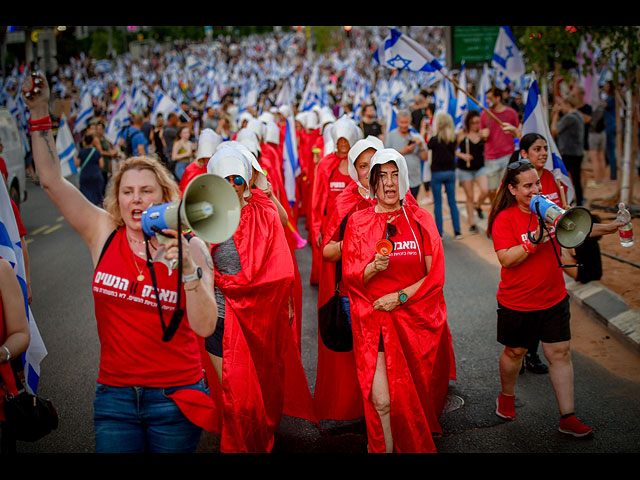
[
  {"xmin": 309, "ymin": 115, "xmax": 360, "ymax": 286},
  {"xmin": 313, "ymin": 136, "xmax": 383, "ymax": 422},
  {"xmin": 202, "ymin": 146, "xmax": 317, "ymax": 453},
  {"xmin": 342, "ymin": 148, "xmax": 456, "ymax": 453}
]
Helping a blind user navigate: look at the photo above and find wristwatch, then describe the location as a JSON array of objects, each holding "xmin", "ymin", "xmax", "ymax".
[
  {"xmin": 183, "ymin": 266, "xmax": 202, "ymax": 283},
  {"xmin": 397, "ymin": 290, "xmax": 408, "ymax": 304}
]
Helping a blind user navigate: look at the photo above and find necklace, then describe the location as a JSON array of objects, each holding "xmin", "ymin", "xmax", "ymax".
[{"xmin": 128, "ymin": 238, "xmax": 146, "ymax": 282}]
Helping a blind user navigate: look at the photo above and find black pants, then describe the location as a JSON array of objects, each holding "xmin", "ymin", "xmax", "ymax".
[{"xmin": 562, "ymin": 154, "xmax": 584, "ymax": 206}]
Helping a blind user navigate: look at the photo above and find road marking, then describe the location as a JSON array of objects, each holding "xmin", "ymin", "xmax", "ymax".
[
  {"xmin": 30, "ymin": 225, "xmax": 50, "ymax": 235},
  {"xmin": 43, "ymin": 224, "xmax": 63, "ymax": 235}
]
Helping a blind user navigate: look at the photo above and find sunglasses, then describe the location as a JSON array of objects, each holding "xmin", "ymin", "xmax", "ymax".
[{"xmin": 507, "ymin": 159, "xmax": 533, "ymax": 170}]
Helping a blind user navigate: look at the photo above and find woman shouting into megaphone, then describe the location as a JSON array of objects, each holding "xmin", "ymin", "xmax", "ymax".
[
  {"xmin": 22, "ymin": 72, "xmax": 218, "ymax": 453},
  {"xmin": 486, "ymin": 158, "xmax": 594, "ymax": 438}
]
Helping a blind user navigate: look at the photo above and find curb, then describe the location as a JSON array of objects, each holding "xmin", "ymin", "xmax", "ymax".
[{"xmin": 447, "ymin": 197, "xmax": 640, "ymax": 357}]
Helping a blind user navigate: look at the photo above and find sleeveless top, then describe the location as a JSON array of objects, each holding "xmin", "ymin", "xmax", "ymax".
[{"xmin": 92, "ymin": 228, "xmax": 203, "ymax": 388}]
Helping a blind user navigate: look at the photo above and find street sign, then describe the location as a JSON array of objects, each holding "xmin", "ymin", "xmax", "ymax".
[{"xmin": 446, "ymin": 26, "xmax": 500, "ymax": 69}]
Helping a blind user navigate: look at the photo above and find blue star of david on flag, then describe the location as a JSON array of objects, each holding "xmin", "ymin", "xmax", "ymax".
[
  {"xmin": 492, "ymin": 26, "xmax": 525, "ymax": 86},
  {"xmin": 373, "ymin": 29, "xmax": 443, "ymax": 73}
]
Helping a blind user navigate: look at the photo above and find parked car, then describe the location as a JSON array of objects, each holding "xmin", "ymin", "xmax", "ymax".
[{"xmin": 0, "ymin": 106, "xmax": 27, "ymax": 207}]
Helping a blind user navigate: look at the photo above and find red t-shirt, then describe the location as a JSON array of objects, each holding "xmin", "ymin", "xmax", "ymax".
[
  {"xmin": 492, "ymin": 205, "xmax": 566, "ymax": 311},
  {"xmin": 367, "ymin": 210, "xmax": 432, "ymax": 299},
  {"xmin": 480, "ymin": 107, "xmax": 519, "ymax": 160},
  {"xmin": 539, "ymin": 169, "xmax": 567, "ymax": 207},
  {"xmin": 92, "ymin": 228, "xmax": 203, "ymax": 387}
]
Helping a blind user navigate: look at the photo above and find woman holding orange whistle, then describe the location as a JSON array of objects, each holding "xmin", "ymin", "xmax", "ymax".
[{"xmin": 341, "ymin": 148, "xmax": 456, "ymax": 453}]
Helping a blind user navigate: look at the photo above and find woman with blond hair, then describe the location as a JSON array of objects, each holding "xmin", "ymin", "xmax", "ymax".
[
  {"xmin": 22, "ymin": 73, "xmax": 218, "ymax": 453},
  {"xmin": 428, "ymin": 112, "xmax": 462, "ymax": 238}
]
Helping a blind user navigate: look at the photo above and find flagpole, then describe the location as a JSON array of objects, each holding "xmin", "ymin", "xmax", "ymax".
[{"xmin": 440, "ymin": 70, "xmax": 505, "ymax": 127}]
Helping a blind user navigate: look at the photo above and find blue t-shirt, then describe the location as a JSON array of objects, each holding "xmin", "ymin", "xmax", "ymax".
[{"xmin": 124, "ymin": 126, "xmax": 148, "ymax": 155}]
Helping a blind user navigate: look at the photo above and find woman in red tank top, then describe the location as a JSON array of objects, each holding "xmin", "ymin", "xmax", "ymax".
[{"xmin": 22, "ymin": 74, "xmax": 218, "ymax": 452}]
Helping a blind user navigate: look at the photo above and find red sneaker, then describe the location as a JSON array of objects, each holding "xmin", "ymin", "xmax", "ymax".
[
  {"xmin": 495, "ymin": 393, "xmax": 516, "ymax": 420},
  {"xmin": 558, "ymin": 415, "xmax": 594, "ymax": 437}
]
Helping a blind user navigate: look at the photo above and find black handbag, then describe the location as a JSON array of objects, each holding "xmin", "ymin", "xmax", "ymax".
[
  {"xmin": 2, "ymin": 388, "xmax": 59, "ymax": 442},
  {"xmin": 318, "ymin": 223, "xmax": 353, "ymax": 353},
  {"xmin": 318, "ymin": 288, "xmax": 353, "ymax": 352}
]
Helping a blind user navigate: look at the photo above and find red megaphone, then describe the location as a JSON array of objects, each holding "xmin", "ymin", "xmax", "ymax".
[{"xmin": 376, "ymin": 239, "xmax": 394, "ymax": 256}]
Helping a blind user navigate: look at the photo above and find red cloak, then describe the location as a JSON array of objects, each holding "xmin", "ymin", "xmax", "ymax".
[
  {"xmin": 313, "ymin": 182, "xmax": 374, "ymax": 420},
  {"xmin": 203, "ymin": 193, "xmax": 317, "ymax": 452},
  {"xmin": 341, "ymin": 202, "xmax": 456, "ymax": 453},
  {"xmin": 309, "ymin": 152, "xmax": 347, "ymax": 285},
  {"xmin": 178, "ymin": 161, "xmax": 208, "ymax": 193}
]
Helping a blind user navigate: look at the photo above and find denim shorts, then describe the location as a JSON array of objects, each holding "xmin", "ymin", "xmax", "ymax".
[
  {"xmin": 485, "ymin": 155, "xmax": 510, "ymax": 190},
  {"xmin": 457, "ymin": 166, "xmax": 487, "ymax": 183},
  {"xmin": 94, "ymin": 379, "xmax": 207, "ymax": 453}
]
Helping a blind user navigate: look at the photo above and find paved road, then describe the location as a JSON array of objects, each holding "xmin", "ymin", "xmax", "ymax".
[{"xmin": 14, "ymin": 178, "xmax": 640, "ymax": 453}]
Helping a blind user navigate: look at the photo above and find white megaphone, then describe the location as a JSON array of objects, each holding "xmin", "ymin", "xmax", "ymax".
[
  {"xmin": 529, "ymin": 195, "xmax": 593, "ymax": 249},
  {"xmin": 141, "ymin": 173, "xmax": 241, "ymax": 269}
]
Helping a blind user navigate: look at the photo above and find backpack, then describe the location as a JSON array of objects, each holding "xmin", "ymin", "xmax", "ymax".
[{"xmin": 120, "ymin": 126, "xmax": 134, "ymax": 157}]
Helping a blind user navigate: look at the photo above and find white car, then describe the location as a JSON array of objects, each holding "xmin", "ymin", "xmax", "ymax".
[{"xmin": 0, "ymin": 106, "xmax": 27, "ymax": 207}]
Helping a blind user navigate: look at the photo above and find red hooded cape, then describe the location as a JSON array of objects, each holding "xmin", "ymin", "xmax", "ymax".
[
  {"xmin": 199, "ymin": 193, "xmax": 317, "ymax": 452},
  {"xmin": 313, "ymin": 182, "xmax": 374, "ymax": 421},
  {"xmin": 258, "ymin": 146, "xmax": 305, "ymax": 347},
  {"xmin": 309, "ymin": 152, "xmax": 346, "ymax": 285},
  {"xmin": 341, "ymin": 202, "xmax": 456, "ymax": 453}
]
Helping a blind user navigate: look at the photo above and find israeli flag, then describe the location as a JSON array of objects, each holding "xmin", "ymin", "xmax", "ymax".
[
  {"xmin": 522, "ymin": 75, "xmax": 575, "ymax": 205},
  {"xmin": 492, "ymin": 26, "xmax": 525, "ymax": 87},
  {"xmin": 55, "ymin": 114, "xmax": 78, "ymax": 177},
  {"xmin": 454, "ymin": 63, "xmax": 468, "ymax": 131},
  {"xmin": 276, "ymin": 81, "xmax": 300, "ymax": 205},
  {"xmin": 73, "ymin": 90, "xmax": 94, "ymax": 134},
  {"xmin": 205, "ymin": 82, "xmax": 221, "ymax": 109},
  {"xmin": 150, "ymin": 88, "xmax": 183, "ymax": 125},
  {"xmin": 478, "ymin": 63, "xmax": 492, "ymax": 109},
  {"xmin": 434, "ymin": 78, "xmax": 450, "ymax": 117},
  {"xmin": 0, "ymin": 181, "xmax": 48, "ymax": 394},
  {"xmin": 374, "ymin": 28, "xmax": 443, "ymax": 72},
  {"xmin": 105, "ymin": 96, "xmax": 130, "ymax": 146}
]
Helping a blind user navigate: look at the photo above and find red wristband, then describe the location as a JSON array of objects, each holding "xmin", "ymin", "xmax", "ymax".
[
  {"xmin": 522, "ymin": 236, "xmax": 537, "ymax": 254},
  {"xmin": 29, "ymin": 115, "xmax": 52, "ymax": 125},
  {"xmin": 29, "ymin": 115, "xmax": 52, "ymax": 132}
]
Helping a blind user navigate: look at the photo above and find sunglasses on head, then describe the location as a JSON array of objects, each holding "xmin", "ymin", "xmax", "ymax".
[{"xmin": 507, "ymin": 158, "xmax": 533, "ymax": 170}]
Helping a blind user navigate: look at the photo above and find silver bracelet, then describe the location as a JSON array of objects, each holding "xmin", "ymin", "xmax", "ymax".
[{"xmin": 1, "ymin": 345, "xmax": 11, "ymax": 363}]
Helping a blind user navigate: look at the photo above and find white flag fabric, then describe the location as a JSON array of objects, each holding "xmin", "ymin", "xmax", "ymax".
[
  {"xmin": 73, "ymin": 90, "xmax": 94, "ymax": 134},
  {"xmin": 492, "ymin": 26, "xmax": 525, "ymax": 86},
  {"xmin": 0, "ymin": 180, "xmax": 48, "ymax": 394},
  {"xmin": 522, "ymin": 75, "xmax": 575, "ymax": 205},
  {"xmin": 276, "ymin": 81, "xmax": 300, "ymax": 205},
  {"xmin": 151, "ymin": 88, "xmax": 185, "ymax": 124},
  {"xmin": 55, "ymin": 114, "xmax": 78, "ymax": 177},
  {"xmin": 373, "ymin": 28, "xmax": 443, "ymax": 72},
  {"xmin": 105, "ymin": 96, "xmax": 130, "ymax": 146},
  {"xmin": 454, "ymin": 63, "xmax": 468, "ymax": 131}
]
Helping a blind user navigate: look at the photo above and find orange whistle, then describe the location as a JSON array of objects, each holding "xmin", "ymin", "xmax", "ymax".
[{"xmin": 376, "ymin": 239, "xmax": 394, "ymax": 256}]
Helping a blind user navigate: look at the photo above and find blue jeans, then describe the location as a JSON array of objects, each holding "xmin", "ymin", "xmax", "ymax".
[
  {"xmin": 94, "ymin": 379, "xmax": 207, "ymax": 453},
  {"xmin": 174, "ymin": 161, "xmax": 188, "ymax": 181},
  {"xmin": 431, "ymin": 170, "xmax": 461, "ymax": 236},
  {"xmin": 340, "ymin": 296, "xmax": 352, "ymax": 325}
]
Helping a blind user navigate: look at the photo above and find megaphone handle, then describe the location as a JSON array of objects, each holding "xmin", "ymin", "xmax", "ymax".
[{"xmin": 153, "ymin": 231, "xmax": 178, "ymax": 270}]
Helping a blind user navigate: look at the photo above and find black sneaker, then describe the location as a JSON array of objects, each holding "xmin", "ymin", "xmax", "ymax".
[
  {"xmin": 476, "ymin": 207, "xmax": 484, "ymax": 219},
  {"xmin": 524, "ymin": 353, "xmax": 549, "ymax": 374},
  {"xmin": 469, "ymin": 225, "xmax": 478, "ymax": 234}
]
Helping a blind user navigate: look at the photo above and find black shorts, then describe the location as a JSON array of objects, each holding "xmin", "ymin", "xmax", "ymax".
[
  {"xmin": 496, "ymin": 295, "xmax": 571, "ymax": 349},
  {"xmin": 204, "ymin": 317, "xmax": 225, "ymax": 357}
]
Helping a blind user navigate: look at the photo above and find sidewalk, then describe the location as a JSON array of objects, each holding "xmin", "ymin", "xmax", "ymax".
[{"xmin": 417, "ymin": 182, "xmax": 640, "ymax": 357}]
